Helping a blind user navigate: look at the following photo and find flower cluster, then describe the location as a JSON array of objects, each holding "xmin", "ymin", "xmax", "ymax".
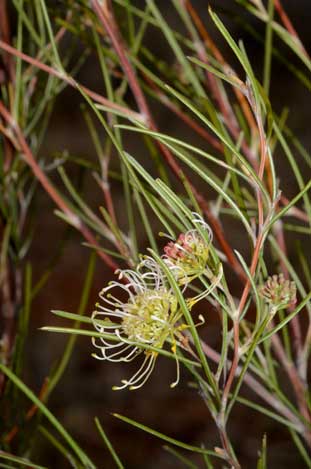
[
  {"xmin": 259, "ymin": 273, "xmax": 297, "ymax": 310},
  {"xmin": 92, "ymin": 258, "xmax": 182, "ymax": 390},
  {"xmin": 163, "ymin": 214, "xmax": 213, "ymax": 286},
  {"xmin": 92, "ymin": 214, "xmax": 217, "ymax": 390}
]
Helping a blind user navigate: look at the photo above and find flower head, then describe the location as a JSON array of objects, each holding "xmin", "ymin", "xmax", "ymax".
[
  {"xmin": 163, "ymin": 213, "xmax": 212, "ymax": 285},
  {"xmin": 92, "ymin": 258, "xmax": 183, "ymax": 390},
  {"xmin": 260, "ymin": 273, "xmax": 297, "ymax": 310}
]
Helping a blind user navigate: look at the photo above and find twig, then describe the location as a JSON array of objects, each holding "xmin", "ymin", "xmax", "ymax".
[
  {"xmin": 143, "ymin": 77, "xmax": 223, "ymax": 152},
  {"xmin": 0, "ymin": 3, "xmax": 16, "ymax": 397},
  {"xmin": 4, "ymin": 377, "xmax": 49, "ymax": 443},
  {"xmin": 0, "ymin": 0, "xmax": 14, "ymax": 81},
  {"xmin": 0, "ymin": 101, "xmax": 119, "ymax": 272},
  {"xmin": 184, "ymin": 0, "xmax": 257, "ymax": 136},
  {"xmin": 180, "ymin": 0, "xmax": 258, "ymax": 170},
  {"xmin": 280, "ymin": 195, "xmax": 309, "ymax": 222},
  {"xmin": 0, "ymin": 40, "xmax": 142, "ymax": 123},
  {"xmin": 0, "ymin": 255, "xmax": 15, "ymax": 396},
  {"xmin": 271, "ymin": 333, "xmax": 311, "ymax": 445},
  {"xmin": 91, "ymin": 0, "xmax": 247, "ymax": 282},
  {"xmin": 200, "ymin": 339, "xmax": 306, "ymax": 435},
  {"xmin": 273, "ymin": 0, "xmax": 310, "ymax": 60},
  {"xmin": 273, "ymin": 219, "xmax": 303, "ymax": 361}
]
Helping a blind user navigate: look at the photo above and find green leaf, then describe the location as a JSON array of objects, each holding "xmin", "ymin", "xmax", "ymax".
[
  {"xmin": 0, "ymin": 451, "xmax": 47, "ymax": 469},
  {"xmin": 95, "ymin": 418, "xmax": 125, "ymax": 469},
  {"xmin": 163, "ymin": 445, "xmax": 199, "ymax": 469},
  {"xmin": 187, "ymin": 56, "xmax": 246, "ymax": 92},
  {"xmin": 149, "ymin": 250, "xmax": 220, "ymax": 403},
  {"xmin": 147, "ymin": 0, "xmax": 205, "ymax": 98},
  {"xmin": 272, "ymin": 22, "xmax": 311, "ymax": 73},
  {"xmin": 234, "ymin": 250, "xmax": 261, "ymax": 324},
  {"xmin": 259, "ymin": 291, "xmax": 311, "ymax": 344},
  {"xmin": 289, "ymin": 428, "xmax": 311, "ymax": 468},
  {"xmin": 236, "ymin": 396, "xmax": 301, "ymax": 432},
  {"xmin": 39, "ymin": 426, "xmax": 79, "ymax": 468},
  {"xmin": 123, "ymin": 153, "xmax": 191, "ymax": 230},
  {"xmin": 163, "ymin": 85, "xmax": 269, "ymax": 204},
  {"xmin": 272, "ymin": 123, "xmax": 311, "ymax": 227},
  {"xmin": 47, "ymin": 252, "xmax": 96, "ymax": 396},
  {"xmin": 42, "ymin": 325, "xmax": 201, "ymax": 368},
  {"xmin": 0, "ymin": 365, "xmax": 95, "ymax": 469},
  {"xmin": 113, "ymin": 414, "xmax": 222, "ymax": 458},
  {"xmin": 263, "ymin": 0, "xmax": 274, "ymax": 95},
  {"xmin": 38, "ymin": 0, "xmax": 63, "ymax": 70},
  {"xmin": 209, "ymin": 7, "xmax": 261, "ymax": 111},
  {"xmin": 257, "ymin": 434, "xmax": 267, "ymax": 469},
  {"xmin": 267, "ymin": 178, "xmax": 311, "ymax": 230},
  {"xmin": 117, "ymin": 124, "xmax": 252, "ymax": 184}
]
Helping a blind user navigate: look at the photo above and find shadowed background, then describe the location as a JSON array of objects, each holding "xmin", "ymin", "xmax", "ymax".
[{"xmin": 7, "ymin": 1, "xmax": 310, "ymax": 467}]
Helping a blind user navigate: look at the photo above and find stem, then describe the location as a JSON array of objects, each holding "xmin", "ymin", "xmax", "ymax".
[
  {"xmin": 263, "ymin": 0, "xmax": 274, "ymax": 95},
  {"xmin": 4, "ymin": 378, "xmax": 49, "ymax": 443},
  {"xmin": 273, "ymin": 220, "xmax": 303, "ymax": 360},
  {"xmin": 185, "ymin": 0, "xmax": 258, "ymax": 136},
  {"xmin": 218, "ymin": 424, "xmax": 241, "ymax": 469},
  {"xmin": 0, "ymin": 0, "xmax": 15, "ymax": 81},
  {"xmin": 0, "ymin": 39, "xmax": 142, "ymax": 122},
  {"xmin": 144, "ymin": 77, "xmax": 223, "ymax": 152},
  {"xmin": 271, "ymin": 334, "xmax": 311, "ymax": 446},
  {"xmin": 199, "ymin": 339, "xmax": 305, "ymax": 434},
  {"xmin": 46, "ymin": 252, "xmax": 96, "ymax": 397},
  {"xmin": 0, "ymin": 102, "xmax": 119, "ymax": 272},
  {"xmin": 273, "ymin": 0, "xmax": 310, "ymax": 59},
  {"xmin": 91, "ymin": 0, "xmax": 247, "ymax": 282}
]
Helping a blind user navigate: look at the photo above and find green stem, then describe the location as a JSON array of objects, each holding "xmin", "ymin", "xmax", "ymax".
[
  {"xmin": 263, "ymin": 0, "xmax": 274, "ymax": 95},
  {"xmin": 46, "ymin": 251, "xmax": 96, "ymax": 396}
]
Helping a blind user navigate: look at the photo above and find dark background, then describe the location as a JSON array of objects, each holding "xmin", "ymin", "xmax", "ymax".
[{"xmin": 14, "ymin": 1, "xmax": 311, "ymax": 467}]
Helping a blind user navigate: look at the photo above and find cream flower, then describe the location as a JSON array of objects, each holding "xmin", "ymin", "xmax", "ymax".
[
  {"xmin": 163, "ymin": 213, "xmax": 213, "ymax": 285},
  {"xmin": 92, "ymin": 258, "xmax": 183, "ymax": 390},
  {"xmin": 260, "ymin": 273, "xmax": 297, "ymax": 310}
]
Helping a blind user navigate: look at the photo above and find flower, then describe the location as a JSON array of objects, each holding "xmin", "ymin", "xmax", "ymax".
[
  {"xmin": 259, "ymin": 273, "xmax": 297, "ymax": 310},
  {"xmin": 163, "ymin": 213, "xmax": 212, "ymax": 285},
  {"xmin": 92, "ymin": 258, "xmax": 183, "ymax": 390}
]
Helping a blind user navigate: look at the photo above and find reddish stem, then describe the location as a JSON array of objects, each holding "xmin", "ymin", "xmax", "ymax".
[
  {"xmin": 91, "ymin": 0, "xmax": 247, "ymax": 282},
  {"xmin": 274, "ymin": 0, "xmax": 310, "ymax": 59},
  {"xmin": 273, "ymin": 219, "xmax": 303, "ymax": 360},
  {"xmin": 0, "ymin": 0, "xmax": 14, "ymax": 81},
  {"xmin": 280, "ymin": 195, "xmax": 309, "ymax": 222},
  {"xmin": 0, "ymin": 256, "xmax": 15, "ymax": 396},
  {"xmin": 200, "ymin": 339, "xmax": 308, "ymax": 441},
  {"xmin": 271, "ymin": 333, "xmax": 311, "ymax": 445},
  {"xmin": 221, "ymin": 102, "xmax": 269, "ymax": 412},
  {"xmin": 4, "ymin": 377, "xmax": 49, "ymax": 443},
  {"xmin": 0, "ymin": 101, "xmax": 119, "ymax": 272},
  {"xmin": 0, "ymin": 40, "xmax": 142, "ymax": 123},
  {"xmin": 144, "ymin": 78, "xmax": 223, "ymax": 152},
  {"xmin": 222, "ymin": 218, "xmax": 266, "ymax": 409},
  {"xmin": 185, "ymin": 0, "xmax": 257, "ymax": 135},
  {"xmin": 180, "ymin": 2, "xmax": 258, "ymax": 169},
  {"xmin": 0, "ymin": 4, "xmax": 16, "ymax": 397}
]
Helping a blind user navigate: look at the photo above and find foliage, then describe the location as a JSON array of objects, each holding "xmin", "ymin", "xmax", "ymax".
[{"xmin": 0, "ymin": 1, "xmax": 310, "ymax": 467}]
